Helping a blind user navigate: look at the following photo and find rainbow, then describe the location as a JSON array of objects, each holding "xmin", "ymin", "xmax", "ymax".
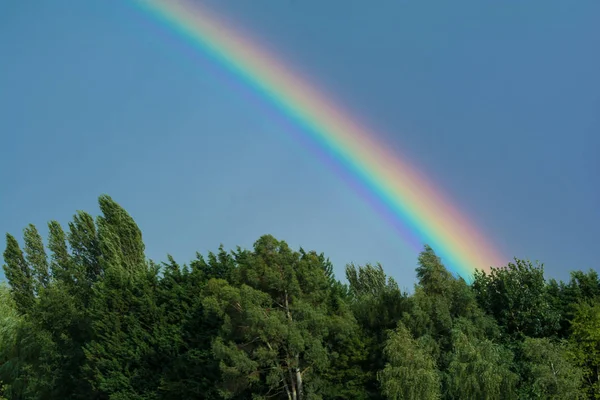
[{"xmin": 133, "ymin": 0, "xmax": 505, "ymax": 281}]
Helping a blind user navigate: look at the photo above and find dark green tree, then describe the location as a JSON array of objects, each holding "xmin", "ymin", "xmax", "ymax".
[
  {"xmin": 83, "ymin": 260, "xmax": 162, "ymax": 400},
  {"xmin": 548, "ymin": 269, "xmax": 600, "ymax": 338},
  {"xmin": 82, "ymin": 196, "xmax": 158, "ymax": 399},
  {"xmin": 46, "ymin": 221, "xmax": 72, "ymax": 284},
  {"xmin": 3, "ymin": 234, "xmax": 35, "ymax": 314},
  {"xmin": 345, "ymin": 262, "xmax": 410, "ymax": 398},
  {"xmin": 68, "ymin": 211, "xmax": 102, "ymax": 290},
  {"xmin": 23, "ymin": 225, "xmax": 49, "ymax": 293},
  {"xmin": 204, "ymin": 235, "xmax": 348, "ymax": 399},
  {"xmin": 155, "ymin": 254, "xmax": 222, "ymax": 399},
  {"xmin": 97, "ymin": 194, "xmax": 145, "ymax": 272},
  {"xmin": 519, "ymin": 337, "xmax": 584, "ymax": 399},
  {"xmin": 472, "ymin": 259, "xmax": 561, "ymax": 340}
]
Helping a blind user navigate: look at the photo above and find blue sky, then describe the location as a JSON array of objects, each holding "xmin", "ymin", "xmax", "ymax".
[{"xmin": 1, "ymin": 0, "xmax": 598, "ymax": 287}]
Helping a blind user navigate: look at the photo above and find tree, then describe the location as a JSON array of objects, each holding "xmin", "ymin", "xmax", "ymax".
[
  {"xmin": 520, "ymin": 337, "xmax": 585, "ymax": 399},
  {"xmin": 47, "ymin": 220, "xmax": 72, "ymax": 284},
  {"xmin": 406, "ymin": 245, "xmax": 465, "ymax": 344},
  {"xmin": 472, "ymin": 259, "xmax": 561, "ymax": 339},
  {"xmin": 3, "ymin": 234, "xmax": 35, "ymax": 314},
  {"xmin": 345, "ymin": 262, "xmax": 410, "ymax": 398},
  {"xmin": 3, "ymin": 192, "xmax": 599, "ymax": 400},
  {"xmin": 83, "ymin": 261, "xmax": 162, "ymax": 400},
  {"xmin": 68, "ymin": 211, "xmax": 102, "ymax": 290},
  {"xmin": 569, "ymin": 301, "xmax": 600, "ymax": 398},
  {"xmin": 97, "ymin": 194, "xmax": 145, "ymax": 272},
  {"xmin": 377, "ymin": 322, "xmax": 441, "ymax": 400},
  {"xmin": 203, "ymin": 235, "xmax": 344, "ymax": 400},
  {"xmin": 315, "ymin": 255, "xmax": 369, "ymax": 399},
  {"xmin": 415, "ymin": 245, "xmax": 455, "ymax": 297},
  {"xmin": 0, "ymin": 284, "xmax": 22, "ymax": 399},
  {"xmin": 155, "ymin": 254, "xmax": 223, "ymax": 400},
  {"xmin": 548, "ymin": 269, "xmax": 600, "ymax": 338},
  {"xmin": 23, "ymin": 224, "xmax": 50, "ymax": 293},
  {"xmin": 82, "ymin": 196, "xmax": 159, "ymax": 399},
  {"xmin": 446, "ymin": 320, "xmax": 518, "ymax": 400}
]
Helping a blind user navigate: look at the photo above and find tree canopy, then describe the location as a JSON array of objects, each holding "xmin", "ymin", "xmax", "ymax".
[{"xmin": 1, "ymin": 195, "xmax": 597, "ymax": 399}]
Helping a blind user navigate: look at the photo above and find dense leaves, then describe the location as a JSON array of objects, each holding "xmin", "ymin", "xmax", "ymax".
[
  {"xmin": 1, "ymin": 195, "xmax": 598, "ymax": 399},
  {"xmin": 377, "ymin": 322, "xmax": 441, "ymax": 400}
]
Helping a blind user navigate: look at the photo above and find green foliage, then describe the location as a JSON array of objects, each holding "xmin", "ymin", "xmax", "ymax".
[
  {"xmin": 548, "ymin": 270, "xmax": 600, "ymax": 338},
  {"xmin": 203, "ymin": 235, "xmax": 349, "ymax": 399},
  {"xmin": 569, "ymin": 301, "xmax": 600, "ymax": 398},
  {"xmin": 378, "ymin": 322, "xmax": 441, "ymax": 400},
  {"xmin": 472, "ymin": 259, "xmax": 561, "ymax": 339},
  {"xmin": 0, "ymin": 284, "xmax": 22, "ymax": 399},
  {"xmin": 1, "ymin": 194, "xmax": 598, "ymax": 400},
  {"xmin": 3, "ymin": 234, "xmax": 35, "ymax": 314},
  {"xmin": 446, "ymin": 320, "xmax": 518, "ymax": 400},
  {"xmin": 519, "ymin": 337, "xmax": 585, "ymax": 399},
  {"xmin": 47, "ymin": 221, "xmax": 72, "ymax": 283},
  {"xmin": 68, "ymin": 211, "xmax": 101, "ymax": 288},
  {"xmin": 345, "ymin": 262, "xmax": 410, "ymax": 398},
  {"xmin": 23, "ymin": 224, "xmax": 50, "ymax": 293},
  {"xmin": 84, "ymin": 263, "xmax": 163, "ymax": 399},
  {"xmin": 97, "ymin": 194, "xmax": 145, "ymax": 271}
]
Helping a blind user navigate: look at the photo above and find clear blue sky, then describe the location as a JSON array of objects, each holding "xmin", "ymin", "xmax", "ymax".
[{"xmin": 1, "ymin": 0, "xmax": 598, "ymax": 287}]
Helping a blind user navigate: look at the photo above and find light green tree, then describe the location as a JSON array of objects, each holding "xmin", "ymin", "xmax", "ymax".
[
  {"xmin": 446, "ymin": 320, "xmax": 518, "ymax": 400},
  {"xmin": 377, "ymin": 322, "xmax": 441, "ymax": 400}
]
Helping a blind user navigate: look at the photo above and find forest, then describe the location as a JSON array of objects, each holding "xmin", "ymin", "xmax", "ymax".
[{"xmin": 1, "ymin": 194, "xmax": 599, "ymax": 400}]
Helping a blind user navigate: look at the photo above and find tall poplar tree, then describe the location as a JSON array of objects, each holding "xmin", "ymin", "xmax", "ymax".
[
  {"xmin": 3, "ymin": 234, "xmax": 34, "ymax": 314},
  {"xmin": 23, "ymin": 224, "xmax": 50, "ymax": 293}
]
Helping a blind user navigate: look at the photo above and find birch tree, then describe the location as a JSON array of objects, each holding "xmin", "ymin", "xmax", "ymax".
[{"xmin": 377, "ymin": 322, "xmax": 441, "ymax": 400}]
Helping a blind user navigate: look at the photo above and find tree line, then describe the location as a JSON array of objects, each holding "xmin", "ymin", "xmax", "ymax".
[{"xmin": 1, "ymin": 195, "xmax": 599, "ymax": 399}]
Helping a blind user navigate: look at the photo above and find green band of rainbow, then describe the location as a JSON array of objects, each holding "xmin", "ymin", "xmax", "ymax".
[{"xmin": 134, "ymin": 0, "xmax": 505, "ymax": 280}]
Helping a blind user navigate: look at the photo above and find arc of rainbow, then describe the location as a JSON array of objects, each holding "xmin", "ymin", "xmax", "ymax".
[{"xmin": 133, "ymin": 0, "xmax": 505, "ymax": 280}]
